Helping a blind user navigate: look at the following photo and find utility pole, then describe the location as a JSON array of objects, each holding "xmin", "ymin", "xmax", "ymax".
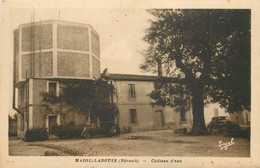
[
  {"xmin": 30, "ymin": 10, "xmax": 35, "ymax": 78},
  {"xmin": 38, "ymin": 19, "xmax": 42, "ymax": 77}
]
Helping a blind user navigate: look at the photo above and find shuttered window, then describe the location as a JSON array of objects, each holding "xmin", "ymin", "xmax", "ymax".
[{"xmin": 128, "ymin": 84, "xmax": 135, "ymax": 98}]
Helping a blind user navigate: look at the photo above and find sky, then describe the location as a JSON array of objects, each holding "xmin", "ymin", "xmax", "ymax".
[{"xmin": 9, "ymin": 8, "xmax": 153, "ymax": 75}]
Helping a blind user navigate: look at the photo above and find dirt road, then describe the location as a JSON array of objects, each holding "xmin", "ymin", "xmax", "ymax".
[{"xmin": 9, "ymin": 129, "xmax": 250, "ymax": 157}]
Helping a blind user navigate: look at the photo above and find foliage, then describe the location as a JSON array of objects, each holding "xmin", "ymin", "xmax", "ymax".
[
  {"xmin": 41, "ymin": 79, "xmax": 118, "ymax": 125},
  {"xmin": 24, "ymin": 128, "xmax": 48, "ymax": 142},
  {"xmin": 209, "ymin": 11, "xmax": 251, "ymax": 112},
  {"xmin": 141, "ymin": 9, "xmax": 250, "ymax": 134},
  {"xmin": 9, "ymin": 114, "xmax": 18, "ymax": 123},
  {"xmin": 121, "ymin": 126, "xmax": 132, "ymax": 134},
  {"xmin": 9, "ymin": 114, "xmax": 18, "ymax": 136},
  {"xmin": 8, "ymin": 115, "xmax": 12, "ymax": 125},
  {"xmin": 149, "ymin": 82, "xmax": 191, "ymax": 113},
  {"xmin": 41, "ymin": 92, "xmax": 61, "ymax": 104},
  {"xmin": 52, "ymin": 122, "xmax": 83, "ymax": 139}
]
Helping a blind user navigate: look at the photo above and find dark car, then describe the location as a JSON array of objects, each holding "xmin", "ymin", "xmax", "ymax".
[
  {"xmin": 207, "ymin": 116, "xmax": 240, "ymax": 134},
  {"xmin": 81, "ymin": 122, "xmax": 120, "ymax": 138}
]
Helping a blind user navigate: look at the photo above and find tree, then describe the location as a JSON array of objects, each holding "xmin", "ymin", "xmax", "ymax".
[
  {"xmin": 210, "ymin": 10, "xmax": 250, "ymax": 113},
  {"xmin": 141, "ymin": 9, "xmax": 250, "ymax": 135}
]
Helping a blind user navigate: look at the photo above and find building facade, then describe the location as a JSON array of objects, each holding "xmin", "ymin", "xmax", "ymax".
[
  {"xmin": 106, "ymin": 74, "xmax": 192, "ymax": 132},
  {"xmin": 13, "ymin": 20, "xmax": 100, "ymax": 138}
]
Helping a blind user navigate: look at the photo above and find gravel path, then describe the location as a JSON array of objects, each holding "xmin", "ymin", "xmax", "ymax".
[{"xmin": 9, "ymin": 130, "xmax": 250, "ymax": 157}]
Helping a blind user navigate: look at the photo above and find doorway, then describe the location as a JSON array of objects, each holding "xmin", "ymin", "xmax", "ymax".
[
  {"xmin": 48, "ymin": 115, "xmax": 57, "ymax": 134},
  {"xmin": 155, "ymin": 110, "xmax": 164, "ymax": 128}
]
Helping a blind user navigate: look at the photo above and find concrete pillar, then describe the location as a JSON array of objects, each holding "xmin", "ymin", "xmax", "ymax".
[
  {"xmin": 53, "ymin": 22, "xmax": 57, "ymax": 76},
  {"xmin": 28, "ymin": 79, "xmax": 33, "ymax": 129}
]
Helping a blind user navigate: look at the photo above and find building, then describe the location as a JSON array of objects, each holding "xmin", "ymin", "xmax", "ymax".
[
  {"xmin": 13, "ymin": 20, "xmax": 100, "ymax": 138},
  {"xmin": 103, "ymin": 73, "xmax": 192, "ymax": 132},
  {"xmin": 229, "ymin": 110, "xmax": 250, "ymax": 126},
  {"xmin": 103, "ymin": 73, "xmax": 231, "ymax": 132}
]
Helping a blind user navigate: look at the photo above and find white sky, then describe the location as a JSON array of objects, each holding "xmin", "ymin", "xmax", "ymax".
[{"xmin": 9, "ymin": 8, "xmax": 153, "ymax": 75}]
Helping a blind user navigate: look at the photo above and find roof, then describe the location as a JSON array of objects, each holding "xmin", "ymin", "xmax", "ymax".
[
  {"xmin": 103, "ymin": 73, "xmax": 158, "ymax": 81},
  {"xmin": 15, "ymin": 20, "xmax": 99, "ymax": 36},
  {"xmin": 102, "ymin": 73, "xmax": 184, "ymax": 84}
]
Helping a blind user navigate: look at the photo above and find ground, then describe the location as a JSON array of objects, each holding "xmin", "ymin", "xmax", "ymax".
[{"xmin": 9, "ymin": 129, "xmax": 250, "ymax": 157}]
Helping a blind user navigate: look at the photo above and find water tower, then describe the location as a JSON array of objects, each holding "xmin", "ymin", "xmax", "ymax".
[
  {"xmin": 14, "ymin": 20, "xmax": 100, "ymax": 84},
  {"xmin": 13, "ymin": 20, "xmax": 101, "ymax": 137}
]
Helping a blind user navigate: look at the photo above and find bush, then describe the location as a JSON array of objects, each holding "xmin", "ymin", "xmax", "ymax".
[
  {"xmin": 52, "ymin": 123, "xmax": 83, "ymax": 139},
  {"xmin": 25, "ymin": 128, "xmax": 48, "ymax": 142},
  {"xmin": 246, "ymin": 127, "xmax": 250, "ymax": 139},
  {"xmin": 241, "ymin": 127, "xmax": 250, "ymax": 139},
  {"xmin": 121, "ymin": 126, "xmax": 132, "ymax": 134},
  {"xmin": 9, "ymin": 132, "xmax": 17, "ymax": 137}
]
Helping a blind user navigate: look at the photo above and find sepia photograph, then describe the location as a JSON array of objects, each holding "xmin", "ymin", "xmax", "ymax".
[{"xmin": 1, "ymin": 0, "xmax": 260, "ymax": 168}]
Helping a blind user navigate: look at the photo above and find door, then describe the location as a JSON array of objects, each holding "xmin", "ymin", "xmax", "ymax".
[
  {"xmin": 155, "ymin": 110, "xmax": 164, "ymax": 128},
  {"xmin": 49, "ymin": 116, "xmax": 57, "ymax": 134}
]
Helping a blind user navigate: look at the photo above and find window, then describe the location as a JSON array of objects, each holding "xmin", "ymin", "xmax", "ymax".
[
  {"xmin": 130, "ymin": 109, "xmax": 137, "ymax": 124},
  {"xmin": 47, "ymin": 81, "xmax": 59, "ymax": 96},
  {"xmin": 128, "ymin": 84, "xmax": 135, "ymax": 98},
  {"xmin": 49, "ymin": 83, "xmax": 57, "ymax": 95}
]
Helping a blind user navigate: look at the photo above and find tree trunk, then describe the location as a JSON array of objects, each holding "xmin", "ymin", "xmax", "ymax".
[
  {"xmin": 189, "ymin": 89, "xmax": 208, "ymax": 135},
  {"xmin": 157, "ymin": 58, "xmax": 162, "ymax": 77}
]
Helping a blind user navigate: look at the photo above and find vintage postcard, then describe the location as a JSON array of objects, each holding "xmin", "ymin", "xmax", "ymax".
[{"xmin": 0, "ymin": 0, "xmax": 260, "ymax": 167}]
